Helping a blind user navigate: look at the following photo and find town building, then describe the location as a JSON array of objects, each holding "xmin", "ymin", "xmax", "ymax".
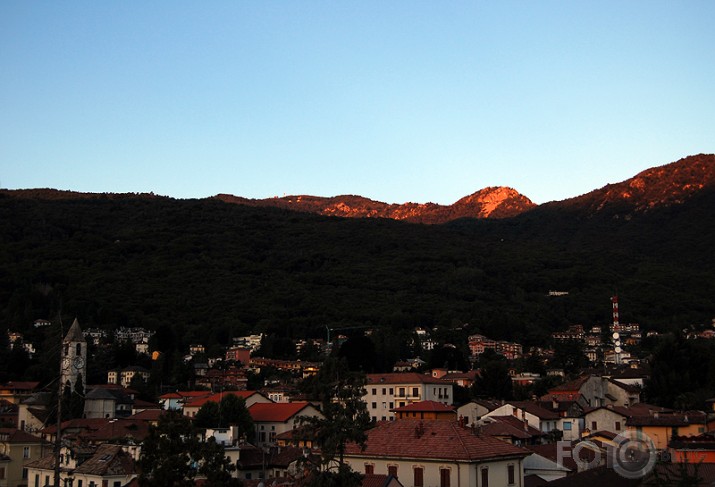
[
  {"xmin": 248, "ymin": 402, "xmax": 323, "ymax": 447},
  {"xmin": 364, "ymin": 373, "xmax": 454, "ymax": 422},
  {"xmin": 343, "ymin": 420, "xmax": 530, "ymax": 487},
  {"xmin": 0, "ymin": 428, "xmax": 45, "ymax": 487}
]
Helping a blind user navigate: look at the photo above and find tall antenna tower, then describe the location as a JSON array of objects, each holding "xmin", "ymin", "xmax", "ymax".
[{"xmin": 611, "ymin": 296, "xmax": 622, "ymax": 365}]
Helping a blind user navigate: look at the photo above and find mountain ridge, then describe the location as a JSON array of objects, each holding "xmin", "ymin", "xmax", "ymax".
[{"xmin": 2, "ymin": 154, "xmax": 713, "ymax": 223}]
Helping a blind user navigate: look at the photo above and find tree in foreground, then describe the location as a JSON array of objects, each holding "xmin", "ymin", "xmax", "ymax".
[
  {"xmin": 298, "ymin": 357, "xmax": 371, "ymax": 487},
  {"xmin": 138, "ymin": 410, "xmax": 241, "ymax": 487},
  {"xmin": 193, "ymin": 393, "xmax": 254, "ymax": 435}
]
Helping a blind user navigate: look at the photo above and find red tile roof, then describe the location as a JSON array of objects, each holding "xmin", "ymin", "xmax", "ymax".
[
  {"xmin": 367, "ymin": 373, "xmax": 449, "ymax": 386},
  {"xmin": 547, "ymin": 375, "xmax": 592, "ymax": 394},
  {"xmin": 483, "ymin": 416, "xmax": 544, "ymax": 439},
  {"xmin": 0, "ymin": 381, "xmax": 40, "ymax": 391},
  {"xmin": 183, "ymin": 390, "xmax": 257, "ymax": 408},
  {"xmin": 0, "ymin": 428, "xmax": 43, "ymax": 443},
  {"xmin": 626, "ymin": 411, "xmax": 706, "ymax": 427},
  {"xmin": 128, "ymin": 409, "xmax": 166, "ymax": 421},
  {"xmin": 159, "ymin": 390, "xmax": 213, "ymax": 400},
  {"xmin": 344, "ymin": 420, "xmax": 529, "ymax": 462},
  {"xmin": 79, "ymin": 418, "xmax": 151, "ymax": 442},
  {"xmin": 392, "ymin": 400, "xmax": 455, "ymax": 413},
  {"xmin": 509, "ymin": 401, "xmax": 561, "ymax": 420},
  {"xmin": 249, "ymin": 402, "xmax": 317, "ymax": 423},
  {"xmin": 362, "ymin": 474, "xmax": 400, "ymax": 487}
]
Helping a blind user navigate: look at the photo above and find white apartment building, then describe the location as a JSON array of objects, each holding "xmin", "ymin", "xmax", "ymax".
[{"xmin": 364, "ymin": 373, "xmax": 454, "ymax": 422}]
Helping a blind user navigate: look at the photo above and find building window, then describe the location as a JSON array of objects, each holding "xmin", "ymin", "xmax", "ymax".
[
  {"xmin": 78, "ymin": 481, "xmax": 83, "ymax": 487},
  {"xmin": 389, "ymin": 402, "xmax": 394, "ymax": 409},
  {"xmin": 389, "ymin": 388, "xmax": 394, "ymax": 395},
  {"xmin": 508, "ymin": 464, "xmax": 515, "ymax": 485},
  {"xmin": 372, "ymin": 402, "xmax": 377, "ymax": 409},
  {"xmin": 372, "ymin": 388, "xmax": 376, "ymax": 395},
  {"xmin": 563, "ymin": 421, "xmax": 572, "ymax": 430},
  {"xmin": 23, "ymin": 446, "xmax": 30, "ymax": 458},
  {"xmin": 365, "ymin": 464, "xmax": 374, "ymax": 475},
  {"xmin": 412, "ymin": 387, "xmax": 419, "ymax": 397},
  {"xmin": 382, "ymin": 388, "xmax": 386, "ymax": 395},
  {"xmin": 440, "ymin": 468, "xmax": 451, "ymax": 487},
  {"xmin": 591, "ymin": 421, "xmax": 597, "ymax": 430},
  {"xmin": 615, "ymin": 421, "xmax": 621, "ymax": 431},
  {"xmin": 414, "ymin": 467, "xmax": 424, "ymax": 487},
  {"xmin": 388, "ymin": 465, "xmax": 398, "ymax": 478},
  {"xmin": 481, "ymin": 467, "xmax": 489, "ymax": 487},
  {"xmin": 0, "ymin": 467, "xmax": 5, "ymax": 479}
]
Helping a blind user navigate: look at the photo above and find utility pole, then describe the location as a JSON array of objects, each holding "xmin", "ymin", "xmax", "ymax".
[{"xmin": 54, "ymin": 320, "xmax": 63, "ymax": 487}]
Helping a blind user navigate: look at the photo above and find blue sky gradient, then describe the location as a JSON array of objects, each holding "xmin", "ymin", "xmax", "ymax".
[{"xmin": 1, "ymin": 1, "xmax": 713, "ymax": 204}]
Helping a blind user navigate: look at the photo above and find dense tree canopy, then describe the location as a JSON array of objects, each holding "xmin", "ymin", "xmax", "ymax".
[
  {"xmin": 299, "ymin": 356, "xmax": 371, "ymax": 486},
  {"xmin": 138, "ymin": 410, "xmax": 241, "ymax": 487}
]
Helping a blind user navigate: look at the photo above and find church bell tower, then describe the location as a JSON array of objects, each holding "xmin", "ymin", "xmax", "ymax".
[{"xmin": 61, "ymin": 318, "xmax": 87, "ymax": 392}]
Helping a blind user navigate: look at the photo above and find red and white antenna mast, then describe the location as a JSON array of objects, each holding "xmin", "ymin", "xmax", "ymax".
[
  {"xmin": 611, "ymin": 295, "xmax": 622, "ymax": 365},
  {"xmin": 611, "ymin": 295, "xmax": 620, "ymax": 331}
]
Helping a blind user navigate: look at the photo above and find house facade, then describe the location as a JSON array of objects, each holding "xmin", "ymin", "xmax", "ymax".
[
  {"xmin": 25, "ymin": 443, "xmax": 136, "ymax": 487},
  {"xmin": 485, "ymin": 402, "xmax": 560, "ymax": 434},
  {"xmin": 364, "ymin": 373, "xmax": 454, "ymax": 422},
  {"xmin": 0, "ymin": 428, "xmax": 45, "ymax": 487},
  {"xmin": 248, "ymin": 402, "xmax": 323, "ymax": 447}
]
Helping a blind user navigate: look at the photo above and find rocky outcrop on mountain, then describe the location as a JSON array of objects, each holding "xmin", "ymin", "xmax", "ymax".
[
  {"xmin": 214, "ymin": 186, "xmax": 535, "ymax": 223},
  {"xmin": 546, "ymin": 154, "xmax": 715, "ymax": 217}
]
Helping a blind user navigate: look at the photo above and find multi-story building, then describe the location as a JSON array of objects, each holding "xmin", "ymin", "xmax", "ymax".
[
  {"xmin": 364, "ymin": 373, "xmax": 454, "ymax": 422},
  {"xmin": 496, "ymin": 341, "xmax": 523, "ymax": 360},
  {"xmin": 107, "ymin": 366, "xmax": 150, "ymax": 388},
  {"xmin": 551, "ymin": 325, "xmax": 585, "ymax": 342},
  {"xmin": 468, "ymin": 334, "xmax": 497, "ymax": 356},
  {"xmin": 0, "ymin": 428, "xmax": 45, "ymax": 487},
  {"xmin": 248, "ymin": 402, "xmax": 323, "ymax": 447},
  {"xmin": 468, "ymin": 335, "xmax": 522, "ymax": 359}
]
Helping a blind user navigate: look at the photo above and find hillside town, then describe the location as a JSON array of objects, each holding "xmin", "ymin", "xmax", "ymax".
[{"xmin": 2, "ymin": 302, "xmax": 715, "ymax": 487}]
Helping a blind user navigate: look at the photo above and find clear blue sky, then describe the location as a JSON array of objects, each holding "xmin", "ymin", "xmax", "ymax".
[{"xmin": 1, "ymin": 2, "xmax": 713, "ymax": 204}]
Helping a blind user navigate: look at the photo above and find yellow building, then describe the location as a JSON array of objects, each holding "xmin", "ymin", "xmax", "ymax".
[{"xmin": 626, "ymin": 411, "xmax": 707, "ymax": 450}]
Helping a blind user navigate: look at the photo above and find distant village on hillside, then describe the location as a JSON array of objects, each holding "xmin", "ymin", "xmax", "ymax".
[{"xmin": 3, "ymin": 299, "xmax": 715, "ymax": 487}]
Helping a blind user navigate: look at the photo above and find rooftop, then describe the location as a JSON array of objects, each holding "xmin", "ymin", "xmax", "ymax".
[{"xmin": 344, "ymin": 420, "xmax": 529, "ymax": 462}]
